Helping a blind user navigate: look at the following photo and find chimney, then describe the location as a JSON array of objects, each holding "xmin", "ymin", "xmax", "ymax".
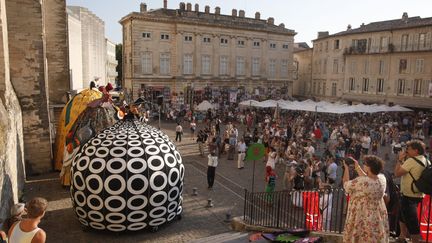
[
  {"xmin": 360, "ymin": 23, "xmax": 365, "ymax": 28},
  {"xmin": 402, "ymin": 12, "xmax": 408, "ymax": 22},
  {"xmin": 232, "ymin": 9, "xmax": 237, "ymax": 17},
  {"xmin": 140, "ymin": 3, "xmax": 147, "ymax": 12},
  {"xmin": 186, "ymin": 2, "xmax": 191, "ymax": 11},
  {"xmin": 194, "ymin": 3, "xmax": 199, "ymax": 12},
  {"xmin": 267, "ymin": 17, "xmax": 274, "ymax": 25},
  {"xmin": 255, "ymin": 12, "xmax": 260, "ymax": 20},
  {"xmin": 317, "ymin": 31, "xmax": 329, "ymax": 39},
  {"xmin": 215, "ymin": 7, "xmax": 220, "ymax": 15},
  {"xmin": 239, "ymin": 10, "xmax": 245, "ymax": 18},
  {"xmin": 347, "ymin": 24, "xmax": 352, "ymax": 30},
  {"xmin": 205, "ymin": 5, "xmax": 210, "ymax": 14},
  {"xmin": 179, "ymin": 2, "xmax": 185, "ymax": 11},
  {"xmin": 279, "ymin": 23, "xmax": 285, "ymax": 28},
  {"xmin": 163, "ymin": 0, "xmax": 167, "ymax": 9}
]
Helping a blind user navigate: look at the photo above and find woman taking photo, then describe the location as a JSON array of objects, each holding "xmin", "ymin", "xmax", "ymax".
[{"xmin": 343, "ymin": 155, "xmax": 389, "ymax": 242}]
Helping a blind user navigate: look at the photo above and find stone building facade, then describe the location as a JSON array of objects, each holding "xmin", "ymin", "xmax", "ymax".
[
  {"xmin": 68, "ymin": 7, "xmax": 84, "ymax": 90},
  {"xmin": 308, "ymin": 13, "xmax": 432, "ymax": 108},
  {"xmin": 68, "ymin": 6, "xmax": 106, "ymax": 89},
  {"xmin": 120, "ymin": 2, "xmax": 295, "ymax": 105},
  {"xmin": 293, "ymin": 43, "xmax": 313, "ymax": 97},
  {"xmin": 106, "ymin": 39, "xmax": 118, "ymax": 84}
]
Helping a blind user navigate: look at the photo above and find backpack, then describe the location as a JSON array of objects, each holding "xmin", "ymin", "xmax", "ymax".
[{"xmin": 408, "ymin": 156, "xmax": 432, "ymax": 195}]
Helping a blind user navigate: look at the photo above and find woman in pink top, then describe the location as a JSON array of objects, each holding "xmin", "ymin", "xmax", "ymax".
[{"xmin": 8, "ymin": 197, "xmax": 48, "ymax": 243}]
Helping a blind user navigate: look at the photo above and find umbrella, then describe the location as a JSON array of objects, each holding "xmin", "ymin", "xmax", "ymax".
[{"xmin": 54, "ymin": 89, "xmax": 102, "ymax": 171}]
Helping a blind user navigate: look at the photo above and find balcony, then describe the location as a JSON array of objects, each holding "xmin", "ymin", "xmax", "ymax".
[{"xmin": 344, "ymin": 43, "xmax": 432, "ymax": 55}]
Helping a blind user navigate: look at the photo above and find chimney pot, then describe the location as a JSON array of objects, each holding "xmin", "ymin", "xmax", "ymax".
[
  {"xmin": 179, "ymin": 2, "xmax": 185, "ymax": 10},
  {"xmin": 140, "ymin": 3, "xmax": 147, "ymax": 12},
  {"xmin": 255, "ymin": 12, "xmax": 260, "ymax": 19},
  {"xmin": 267, "ymin": 17, "xmax": 274, "ymax": 25},
  {"xmin": 186, "ymin": 3, "xmax": 191, "ymax": 11},
  {"xmin": 215, "ymin": 7, "xmax": 220, "ymax": 15},
  {"xmin": 279, "ymin": 23, "xmax": 285, "ymax": 28},
  {"xmin": 402, "ymin": 12, "xmax": 408, "ymax": 22},
  {"xmin": 205, "ymin": 5, "xmax": 210, "ymax": 14},
  {"xmin": 347, "ymin": 24, "xmax": 352, "ymax": 30},
  {"xmin": 239, "ymin": 10, "xmax": 245, "ymax": 18},
  {"xmin": 232, "ymin": 9, "xmax": 237, "ymax": 17}
]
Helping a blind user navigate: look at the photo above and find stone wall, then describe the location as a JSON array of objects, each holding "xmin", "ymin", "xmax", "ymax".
[
  {"xmin": 0, "ymin": 0, "xmax": 26, "ymax": 228},
  {"xmin": 44, "ymin": 0, "xmax": 71, "ymax": 105},
  {"xmin": 6, "ymin": 0, "xmax": 52, "ymax": 174}
]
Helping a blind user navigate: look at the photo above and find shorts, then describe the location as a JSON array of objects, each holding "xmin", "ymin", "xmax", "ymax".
[{"xmin": 399, "ymin": 195, "xmax": 422, "ymax": 235}]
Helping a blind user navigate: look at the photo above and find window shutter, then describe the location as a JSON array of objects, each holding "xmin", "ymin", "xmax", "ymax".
[
  {"xmin": 413, "ymin": 33, "xmax": 419, "ymax": 50},
  {"xmin": 427, "ymin": 32, "xmax": 432, "ymax": 49}
]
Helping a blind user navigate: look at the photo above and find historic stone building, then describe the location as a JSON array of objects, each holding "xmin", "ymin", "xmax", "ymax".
[
  {"xmin": 120, "ymin": 2, "xmax": 295, "ymax": 106},
  {"xmin": 106, "ymin": 39, "xmax": 118, "ymax": 84},
  {"xmin": 308, "ymin": 13, "xmax": 432, "ymax": 108},
  {"xmin": 293, "ymin": 43, "xmax": 312, "ymax": 97},
  {"xmin": 1, "ymin": 0, "xmax": 69, "ymax": 224},
  {"xmin": 68, "ymin": 6, "xmax": 106, "ymax": 89}
]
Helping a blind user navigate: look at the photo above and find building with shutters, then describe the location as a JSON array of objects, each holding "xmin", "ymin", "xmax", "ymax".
[
  {"xmin": 120, "ymin": 2, "xmax": 295, "ymax": 107},
  {"xmin": 308, "ymin": 12, "xmax": 432, "ymax": 108}
]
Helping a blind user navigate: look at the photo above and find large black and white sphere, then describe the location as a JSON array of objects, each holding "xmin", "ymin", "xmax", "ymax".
[{"xmin": 70, "ymin": 120, "xmax": 184, "ymax": 232}]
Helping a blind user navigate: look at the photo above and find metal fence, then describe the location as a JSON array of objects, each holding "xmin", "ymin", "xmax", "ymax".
[{"xmin": 243, "ymin": 189, "xmax": 432, "ymax": 242}]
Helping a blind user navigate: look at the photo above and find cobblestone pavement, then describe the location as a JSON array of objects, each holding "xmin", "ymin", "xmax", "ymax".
[{"xmin": 23, "ymin": 118, "xmax": 413, "ymax": 243}]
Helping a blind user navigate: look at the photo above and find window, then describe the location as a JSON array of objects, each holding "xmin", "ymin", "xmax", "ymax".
[
  {"xmin": 325, "ymin": 41, "xmax": 328, "ymax": 51},
  {"xmin": 379, "ymin": 60, "xmax": 385, "ymax": 75},
  {"xmin": 161, "ymin": 34, "xmax": 170, "ymax": 40},
  {"xmin": 362, "ymin": 78, "xmax": 369, "ymax": 92},
  {"xmin": 414, "ymin": 79, "xmax": 422, "ymax": 95},
  {"xmin": 236, "ymin": 57, "xmax": 245, "ymax": 76},
  {"xmin": 352, "ymin": 39, "xmax": 367, "ymax": 53},
  {"xmin": 380, "ymin": 37, "xmax": 387, "ymax": 51},
  {"xmin": 323, "ymin": 59, "xmax": 327, "ymax": 74},
  {"xmin": 281, "ymin": 59, "xmax": 288, "ymax": 77},
  {"xmin": 253, "ymin": 41, "xmax": 260, "ymax": 47},
  {"xmin": 183, "ymin": 54, "xmax": 193, "ymax": 74},
  {"xmin": 349, "ymin": 78, "xmax": 355, "ymax": 91},
  {"xmin": 220, "ymin": 37, "xmax": 228, "ymax": 45},
  {"xmin": 268, "ymin": 59, "xmax": 276, "ymax": 78},
  {"xmin": 377, "ymin": 79, "xmax": 384, "ymax": 93},
  {"xmin": 401, "ymin": 34, "xmax": 409, "ymax": 50},
  {"xmin": 419, "ymin": 33, "xmax": 426, "ymax": 49},
  {"xmin": 141, "ymin": 52, "xmax": 152, "ymax": 74},
  {"xmin": 416, "ymin": 59, "xmax": 424, "ymax": 73},
  {"xmin": 201, "ymin": 55, "xmax": 211, "ymax": 75},
  {"xmin": 312, "ymin": 82, "xmax": 317, "ymax": 94},
  {"xmin": 322, "ymin": 82, "xmax": 326, "ymax": 95},
  {"xmin": 237, "ymin": 40, "xmax": 245, "ymax": 46},
  {"xmin": 319, "ymin": 43, "xmax": 322, "ymax": 51},
  {"xmin": 334, "ymin": 39, "xmax": 340, "ymax": 49},
  {"xmin": 184, "ymin": 35, "xmax": 192, "ymax": 42},
  {"xmin": 203, "ymin": 37, "xmax": 211, "ymax": 43},
  {"xmin": 363, "ymin": 60, "xmax": 369, "ymax": 74},
  {"xmin": 160, "ymin": 53, "xmax": 170, "ymax": 75},
  {"xmin": 350, "ymin": 61, "xmax": 356, "ymax": 74},
  {"xmin": 399, "ymin": 59, "xmax": 407, "ymax": 74},
  {"xmin": 142, "ymin": 32, "xmax": 151, "ymax": 39},
  {"xmin": 270, "ymin": 43, "xmax": 276, "ymax": 49},
  {"xmin": 397, "ymin": 79, "xmax": 405, "ymax": 95},
  {"xmin": 219, "ymin": 56, "xmax": 229, "ymax": 75},
  {"xmin": 331, "ymin": 83, "xmax": 337, "ymax": 96},
  {"xmin": 282, "ymin": 44, "xmax": 289, "ymax": 49},
  {"xmin": 252, "ymin": 57, "xmax": 260, "ymax": 76},
  {"xmin": 332, "ymin": 59, "xmax": 338, "ymax": 74}
]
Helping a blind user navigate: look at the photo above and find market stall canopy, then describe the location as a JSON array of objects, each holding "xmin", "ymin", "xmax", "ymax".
[{"xmin": 197, "ymin": 100, "xmax": 214, "ymax": 111}]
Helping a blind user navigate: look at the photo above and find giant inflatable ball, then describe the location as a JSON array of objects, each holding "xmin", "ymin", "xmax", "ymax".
[{"xmin": 70, "ymin": 120, "xmax": 184, "ymax": 232}]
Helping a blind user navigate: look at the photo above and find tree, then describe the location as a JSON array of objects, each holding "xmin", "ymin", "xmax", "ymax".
[{"xmin": 115, "ymin": 44, "xmax": 123, "ymax": 88}]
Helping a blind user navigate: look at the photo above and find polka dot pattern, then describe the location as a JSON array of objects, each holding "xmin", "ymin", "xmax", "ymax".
[{"xmin": 70, "ymin": 121, "xmax": 183, "ymax": 231}]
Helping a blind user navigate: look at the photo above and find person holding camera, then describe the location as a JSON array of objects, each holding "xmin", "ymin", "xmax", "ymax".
[
  {"xmin": 394, "ymin": 140, "xmax": 428, "ymax": 243},
  {"xmin": 343, "ymin": 155, "xmax": 389, "ymax": 242}
]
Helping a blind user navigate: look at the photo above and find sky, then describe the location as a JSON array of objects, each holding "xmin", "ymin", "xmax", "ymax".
[{"xmin": 66, "ymin": 0, "xmax": 432, "ymax": 46}]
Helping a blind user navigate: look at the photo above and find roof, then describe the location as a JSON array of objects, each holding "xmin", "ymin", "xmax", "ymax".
[
  {"xmin": 120, "ymin": 8, "xmax": 296, "ymax": 36},
  {"xmin": 314, "ymin": 15, "xmax": 432, "ymax": 41}
]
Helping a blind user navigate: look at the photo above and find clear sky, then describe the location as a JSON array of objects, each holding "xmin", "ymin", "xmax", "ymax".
[{"xmin": 66, "ymin": 0, "xmax": 432, "ymax": 46}]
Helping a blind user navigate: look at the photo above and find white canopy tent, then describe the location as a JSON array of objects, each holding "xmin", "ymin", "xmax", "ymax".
[{"xmin": 196, "ymin": 100, "xmax": 214, "ymax": 111}]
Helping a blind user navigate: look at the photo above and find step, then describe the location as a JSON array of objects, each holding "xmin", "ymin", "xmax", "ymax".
[{"xmin": 192, "ymin": 232, "xmax": 249, "ymax": 243}]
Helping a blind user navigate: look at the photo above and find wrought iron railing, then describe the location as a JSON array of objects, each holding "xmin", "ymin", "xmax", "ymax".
[{"xmin": 243, "ymin": 189, "xmax": 432, "ymax": 242}]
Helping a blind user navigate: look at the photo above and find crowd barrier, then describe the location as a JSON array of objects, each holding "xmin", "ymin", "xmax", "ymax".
[{"xmin": 243, "ymin": 189, "xmax": 431, "ymax": 241}]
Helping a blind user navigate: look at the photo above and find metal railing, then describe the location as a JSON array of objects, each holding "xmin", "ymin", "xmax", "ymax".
[{"xmin": 243, "ymin": 189, "xmax": 432, "ymax": 241}]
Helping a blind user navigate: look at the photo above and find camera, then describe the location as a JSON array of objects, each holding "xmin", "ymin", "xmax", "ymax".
[{"xmin": 342, "ymin": 157, "xmax": 358, "ymax": 179}]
